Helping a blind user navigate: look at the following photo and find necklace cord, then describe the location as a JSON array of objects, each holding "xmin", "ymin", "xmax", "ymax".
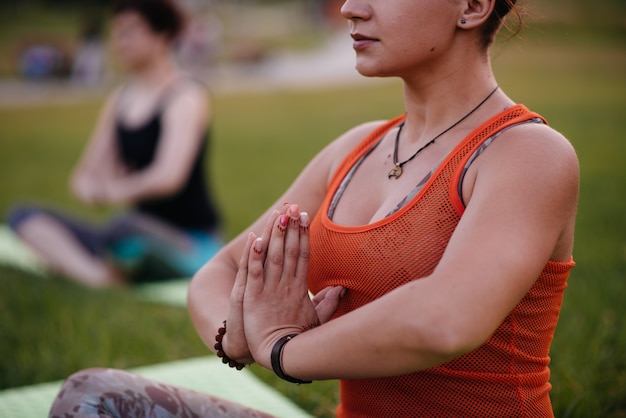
[{"xmin": 389, "ymin": 85, "xmax": 499, "ymax": 179}]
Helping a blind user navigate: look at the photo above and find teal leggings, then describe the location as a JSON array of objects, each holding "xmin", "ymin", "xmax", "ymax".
[{"xmin": 8, "ymin": 206, "xmax": 223, "ymax": 281}]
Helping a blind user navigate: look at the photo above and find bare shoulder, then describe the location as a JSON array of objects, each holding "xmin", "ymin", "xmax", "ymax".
[
  {"xmin": 101, "ymin": 86, "xmax": 124, "ymax": 114},
  {"xmin": 323, "ymin": 120, "xmax": 389, "ymax": 179},
  {"xmin": 467, "ymin": 120, "xmax": 579, "ymax": 214},
  {"xmin": 287, "ymin": 120, "xmax": 389, "ymax": 205},
  {"xmin": 92, "ymin": 86, "xmax": 125, "ymax": 127},
  {"xmin": 490, "ymin": 121, "xmax": 579, "ymax": 180},
  {"xmin": 328, "ymin": 120, "xmax": 388, "ymax": 157},
  {"xmin": 510, "ymin": 121, "xmax": 576, "ymax": 153},
  {"xmin": 163, "ymin": 79, "xmax": 210, "ymax": 121},
  {"xmin": 169, "ymin": 79, "xmax": 209, "ymax": 106}
]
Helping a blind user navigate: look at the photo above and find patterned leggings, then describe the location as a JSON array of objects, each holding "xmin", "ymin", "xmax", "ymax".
[{"xmin": 48, "ymin": 368, "xmax": 274, "ymax": 418}]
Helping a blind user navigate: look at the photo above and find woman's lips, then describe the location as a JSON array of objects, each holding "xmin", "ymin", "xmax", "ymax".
[{"xmin": 351, "ymin": 33, "xmax": 378, "ymax": 51}]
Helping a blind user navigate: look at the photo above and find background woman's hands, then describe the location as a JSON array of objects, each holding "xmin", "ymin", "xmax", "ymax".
[
  {"xmin": 71, "ymin": 174, "xmax": 104, "ymax": 205},
  {"xmin": 70, "ymin": 166, "xmax": 130, "ymax": 206}
]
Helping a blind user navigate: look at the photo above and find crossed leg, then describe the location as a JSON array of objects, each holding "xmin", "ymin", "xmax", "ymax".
[{"xmin": 49, "ymin": 368, "xmax": 274, "ymax": 418}]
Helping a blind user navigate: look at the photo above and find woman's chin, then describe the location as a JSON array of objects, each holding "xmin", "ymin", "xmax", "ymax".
[
  {"xmin": 354, "ymin": 64, "xmax": 390, "ymax": 79},
  {"xmin": 352, "ymin": 55, "xmax": 392, "ymax": 78}
]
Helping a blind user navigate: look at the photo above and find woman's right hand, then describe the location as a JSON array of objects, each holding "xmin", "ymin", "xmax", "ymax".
[
  {"xmin": 222, "ymin": 232, "xmax": 256, "ymax": 364},
  {"xmin": 222, "ymin": 207, "xmax": 284, "ymax": 364}
]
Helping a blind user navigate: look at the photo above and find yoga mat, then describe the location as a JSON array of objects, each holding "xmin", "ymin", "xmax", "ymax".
[{"xmin": 0, "ymin": 357, "xmax": 312, "ymax": 418}]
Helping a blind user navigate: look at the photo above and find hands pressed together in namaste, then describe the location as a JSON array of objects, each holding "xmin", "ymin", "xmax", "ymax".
[{"xmin": 221, "ymin": 203, "xmax": 345, "ymax": 369}]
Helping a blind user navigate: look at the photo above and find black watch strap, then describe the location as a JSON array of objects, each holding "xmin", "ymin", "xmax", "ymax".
[{"xmin": 270, "ymin": 334, "xmax": 312, "ymax": 384}]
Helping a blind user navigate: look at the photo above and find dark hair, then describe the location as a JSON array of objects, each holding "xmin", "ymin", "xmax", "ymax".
[
  {"xmin": 481, "ymin": 0, "xmax": 522, "ymax": 49},
  {"xmin": 112, "ymin": 0, "xmax": 186, "ymax": 40}
]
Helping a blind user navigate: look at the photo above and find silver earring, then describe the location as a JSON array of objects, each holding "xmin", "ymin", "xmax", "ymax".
[{"xmin": 460, "ymin": 18, "xmax": 467, "ymax": 24}]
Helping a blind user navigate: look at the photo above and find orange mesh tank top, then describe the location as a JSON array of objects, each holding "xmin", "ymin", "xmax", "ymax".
[{"xmin": 308, "ymin": 105, "xmax": 575, "ymax": 417}]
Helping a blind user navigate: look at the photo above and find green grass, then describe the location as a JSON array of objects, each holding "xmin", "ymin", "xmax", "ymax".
[
  {"xmin": 1, "ymin": 28, "xmax": 625, "ymax": 418},
  {"xmin": 0, "ymin": 267, "xmax": 207, "ymax": 389}
]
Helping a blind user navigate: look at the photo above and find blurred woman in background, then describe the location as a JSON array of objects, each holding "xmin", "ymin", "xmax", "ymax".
[{"xmin": 8, "ymin": 0, "xmax": 222, "ymax": 287}]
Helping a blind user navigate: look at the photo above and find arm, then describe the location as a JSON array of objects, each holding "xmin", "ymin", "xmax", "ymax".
[
  {"xmin": 96, "ymin": 83, "xmax": 210, "ymax": 204},
  {"xmin": 187, "ymin": 121, "xmax": 385, "ymax": 361},
  {"xmin": 243, "ymin": 124, "xmax": 579, "ymax": 380},
  {"xmin": 70, "ymin": 90, "xmax": 124, "ymax": 205}
]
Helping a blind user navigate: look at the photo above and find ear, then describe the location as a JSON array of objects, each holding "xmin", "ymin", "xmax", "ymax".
[{"xmin": 457, "ymin": 0, "xmax": 496, "ymax": 29}]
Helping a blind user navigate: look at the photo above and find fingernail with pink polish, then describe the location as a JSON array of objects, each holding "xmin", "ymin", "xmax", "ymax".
[
  {"xmin": 253, "ymin": 238, "xmax": 263, "ymax": 254},
  {"xmin": 300, "ymin": 212, "xmax": 309, "ymax": 227}
]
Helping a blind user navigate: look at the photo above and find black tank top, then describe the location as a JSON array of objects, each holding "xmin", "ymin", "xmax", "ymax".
[{"xmin": 115, "ymin": 81, "xmax": 220, "ymax": 231}]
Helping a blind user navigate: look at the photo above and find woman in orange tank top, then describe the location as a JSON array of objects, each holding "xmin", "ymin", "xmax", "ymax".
[
  {"xmin": 187, "ymin": 1, "xmax": 579, "ymax": 416},
  {"xmin": 49, "ymin": 0, "xmax": 579, "ymax": 417}
]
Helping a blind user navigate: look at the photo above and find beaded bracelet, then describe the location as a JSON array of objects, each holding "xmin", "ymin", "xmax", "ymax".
[
  {"xmin": 271, "ymin": 334, "xmax": 312, "ymax": 384},
  {"xmin": 214, "ymin": 321, "xmax": 246, "ymax": 370}
]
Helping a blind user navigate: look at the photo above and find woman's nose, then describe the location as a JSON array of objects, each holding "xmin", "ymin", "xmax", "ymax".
[{"xmin": 340, "ymin": 0, "xmax": 372, "ymax": 21}]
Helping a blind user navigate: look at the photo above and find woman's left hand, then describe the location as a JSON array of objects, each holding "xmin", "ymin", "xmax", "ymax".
[{"xmin": 242, "ymin": 204, "xmax": 321, "ymax": 369}]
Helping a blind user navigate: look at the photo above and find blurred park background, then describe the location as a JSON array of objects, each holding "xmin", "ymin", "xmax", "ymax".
[{"xmin": 0, "ymin": 0, "xmax": 625, "ymax": 417}]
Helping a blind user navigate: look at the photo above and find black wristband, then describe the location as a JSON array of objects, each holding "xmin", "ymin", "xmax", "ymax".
[{"xmin": 271, "ymin": 334, "xmax": 312, "ymax": 384}]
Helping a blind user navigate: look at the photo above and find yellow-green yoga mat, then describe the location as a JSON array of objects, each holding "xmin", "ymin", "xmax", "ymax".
[{"xmin": 0, "ymin": 357, "xmax": 312, "ymax": 418}]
